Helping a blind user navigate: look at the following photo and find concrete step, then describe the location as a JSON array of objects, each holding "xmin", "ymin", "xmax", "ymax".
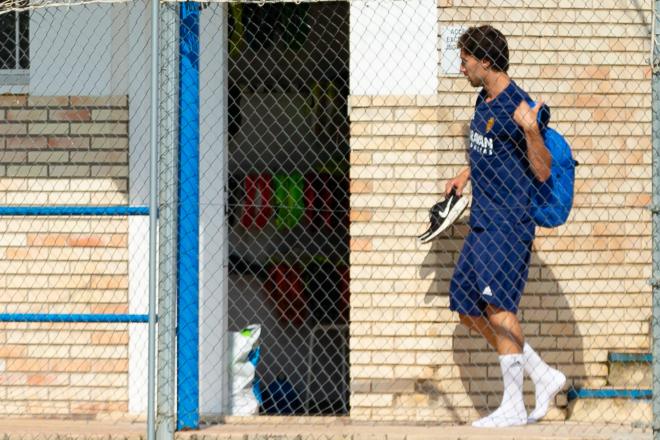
[
  {"xmin": 566, "ymin": 387, "xmax": 651, "ymax": 426},
  {"xmin": 607, "ymin": 352, "xmax": 652, "ymax": 388}
]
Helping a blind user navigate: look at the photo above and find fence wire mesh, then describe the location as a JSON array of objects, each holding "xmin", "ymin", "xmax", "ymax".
[
  {"xmin": 0, "ymin": 0, "xmax": 656, "ymax": 439},
  {"xmin": 0, "ymin": 0, "xmax": 151, "ymax": 434}
]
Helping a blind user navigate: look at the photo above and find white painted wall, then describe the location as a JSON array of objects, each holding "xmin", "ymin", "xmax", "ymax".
[
  {"xmin": 30, "ymin": 4, "xmax": 130, "ymax": 96},
  {"xmin": 198, "ymin": 3, "xmax": 229, "ymax": 416},
  {"xmin": 126, "ymin": 0, "xmax": 151, "ymax": 415},
  {"xmin": 349, "ymin": 0, "xmax": 438, "ymax": 95}
]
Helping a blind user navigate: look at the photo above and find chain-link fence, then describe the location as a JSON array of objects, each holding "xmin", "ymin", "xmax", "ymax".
[
  {"xmin": 0, "ymin": 0, "xmax": 153, "ymax": 434},
  {"xmin": 0, "ymin": 0, "xmax": 656, "ymax": 439}
]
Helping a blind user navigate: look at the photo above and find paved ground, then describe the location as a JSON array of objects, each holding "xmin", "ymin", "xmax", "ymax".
[{"xmin": 0, "ymin": 418, "xmax": 652, "ymax": 440}]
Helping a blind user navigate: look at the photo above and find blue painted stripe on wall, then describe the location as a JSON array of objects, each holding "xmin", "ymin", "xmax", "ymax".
[
  {"xmin": 0, "ymin": 314, "xmax": 149, "ymax": 323},
  {"xmin": 0, "ymin": 206, "xmax": 149, "ymax": 216},
  {"xmin": 567, "ymin": 388, "xmax": 652, "ymax": 401},
  {"xmin": 608, "ymin": 353, "xmax": 652, "ymax": 363},
  {"xmin": 177, "ymin": 1, "xmax": 201, "ymax": 431}
]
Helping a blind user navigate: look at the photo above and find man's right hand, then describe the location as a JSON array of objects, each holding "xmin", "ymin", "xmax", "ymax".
[{"xmin": 445, "ymin": 168, "xmax": 470, "ymax": 196}]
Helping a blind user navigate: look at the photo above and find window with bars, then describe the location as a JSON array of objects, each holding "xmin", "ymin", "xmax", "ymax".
[{"xmin": 0, "ymin": 1, "xmax": 29, "ymax": 71}]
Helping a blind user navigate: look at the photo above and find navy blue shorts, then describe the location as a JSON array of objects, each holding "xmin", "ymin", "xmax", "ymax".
[{"xmin": 449, "ymin": 228, "xmax": 532, "ymax": 317}]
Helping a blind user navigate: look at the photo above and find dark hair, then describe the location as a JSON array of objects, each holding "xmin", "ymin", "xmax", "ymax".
[{"xmin": 457, "ymin": 25, "xmax": 509, "ymax": 72}]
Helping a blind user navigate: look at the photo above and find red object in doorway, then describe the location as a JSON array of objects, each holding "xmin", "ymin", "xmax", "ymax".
[
  {"xmin": 241, "ymin": 173, "xmax": 273, "ymax": 229},
  {"xmin": 265, "ymin": 262, "xmax": 307, "ymax": 327}
]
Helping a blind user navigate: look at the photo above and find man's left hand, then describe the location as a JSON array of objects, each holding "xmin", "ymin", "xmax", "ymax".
[{"xmin": 513, "ymin": 100, "xmax": 542, "ymax": 132}]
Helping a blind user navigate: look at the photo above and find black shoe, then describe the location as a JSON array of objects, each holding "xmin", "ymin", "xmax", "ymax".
[{"xmin": 418, "ymin": 188, "xmax": 469, "ymax": 243}]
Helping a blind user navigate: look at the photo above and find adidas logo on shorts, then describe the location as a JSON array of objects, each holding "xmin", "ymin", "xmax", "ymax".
[{"xmin": 482, "ymin": 286, "xmax": 493, "ymax": 296}]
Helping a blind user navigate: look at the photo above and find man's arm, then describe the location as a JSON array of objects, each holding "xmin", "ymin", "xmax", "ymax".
[
  {"xmin": 445, "ymin": 167, "xmax": 470, "ymax": 196},
  {"xmin": 524, "ymin": 125, "xmax": 552, "ymax": 182},
  {"xmin": 514, "ymin": 101, "xmax": 552, "ymax": 182}
]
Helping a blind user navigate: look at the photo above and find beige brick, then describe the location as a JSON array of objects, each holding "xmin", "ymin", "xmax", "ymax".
[
  {"xmin": 69, "ymin": 178, "xmax": 125, "ymax": 192},
  {"xmin": 0, "ymin": 95, "xmax": 27, "ymax": 107},
  {"xmin": 351, "ymin": 393, "xmax": 394, "ymax": 408},
  {"xmin": 6, "ymin": 386, "xmax": 49, "ymax": 400},
  {"xmin": 27, "ymin": 345, "xmax": 70, "ymax": 358},
  {"xmin": 90, "ymin": 137, "xmax": 128, "ymax": 149},
  {"xmin": 26, "ymin": 179, "xmax": 69, "ymax": 191},
  {"xmin": 28, "ymin": 151, "xmax": 69, "ymax": 163},
  {"xmin": 49, "ymin": 165, "xmax": 90, "ymax": 177},
  {"xmin": 29, "ymin": 123, "xmax": 70, "ymax": 135},
  {"xmin": 0, "ymin": 151, "xmax": 27, "ymax": 163},
  {"xmin": 70, "ymin": 123, "xmax": 127, "ymax": 136},
  {"xmin": 371, "ymin": 351, "xmax": 416, "ymax": 365},
  {"xmin": 6, "ymin": 165, "xmax": 47, "ymax": 177},
  {"xmin": 90, "ymin": 165, "xmax": 127, "ymax": 178},
  {"xmin": 7, "ymin": 110, "xmax": 48, "ymax": 121},
  {"xmin": 90, "ymin": 331, "xmax": 129, "ymax": 345},
  {"xmin": 69, "ymin": 373, "xmax": 127, "ymax": 387},
  {"xmin": 0, "ymin": 124, "xmax": 27, "ymax": 135},
  {"xmin": 70, "ymin": 96, "xmax": 127, "ymax": 107},
  {"xmin": 47, "ymin": 137, "xmax": 90, "ymax": 149},
  {"xmin": 49, "ymin": 109, "xmax": 92, "ymax": 121},
  {"xmin": 69, "ymin": 345, "xmax": 128, "ymax": 359},
  {"xmin": 371, "ymin": 96, "xmax": 417, "ymax": 107},
  {"xmin": 48, "ymin": 192, "xmax": 90, "ymax": 205},
  {"xmin": 27, "ymin": 96, "xmax": 69, "ymax": 107},
  {"xmin": 350, "ymin": 108, "xmax": 394, "ymax": 122},
  {"xmin": 371, "ymin": 122, "xmax": 417, "ymax": 136},
  {"xmin": 4, "ymin": 136, "xmax": 47, "ymax": 149},
  {"xmin": 347, "ymin": 96, "xmax": 371, "ymax": 108},
  {"xmin": 70, "ymin": 151, "xmax": 127, "ymax": 164}
]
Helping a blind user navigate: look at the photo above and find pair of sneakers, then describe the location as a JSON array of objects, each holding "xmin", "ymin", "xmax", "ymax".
[{"xmin": 418, "ymin": 187, "xmax": 469, "ymax": 243}]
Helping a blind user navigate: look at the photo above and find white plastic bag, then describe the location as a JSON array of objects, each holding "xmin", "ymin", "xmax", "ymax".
[{"xmin": 229, "ymin": 324, "xmax": 261, "ymax": 415}]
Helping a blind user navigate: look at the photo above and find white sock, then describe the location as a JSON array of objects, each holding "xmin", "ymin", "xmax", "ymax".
[
  {"xmin": 472, "ymin": 353, "xmax": 527, "ymax": 428},
  {"xmin": 523, "ymin": 342, "xmax": 566, "ymax": 423}
]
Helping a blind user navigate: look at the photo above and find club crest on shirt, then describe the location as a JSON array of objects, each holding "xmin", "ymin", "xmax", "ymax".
[{"xmin": 486, "ymin": 117, "xmax": 495, "ymax": 133}]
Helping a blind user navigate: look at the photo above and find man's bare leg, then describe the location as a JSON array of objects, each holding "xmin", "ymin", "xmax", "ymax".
[
  {"xmin": 460, "ymin": 305, "xmax": 565, "ymax": 425},
  {"xmin": 485, "ymin": 305, "xmax": 524, "ymax": 355},
  {"xmin": 459, "ymin": 314, "xmax": 497, "ymax": 348},
  {"xmin": 461, "ymin": 306, "xmax": 526, "ymax": 427}
]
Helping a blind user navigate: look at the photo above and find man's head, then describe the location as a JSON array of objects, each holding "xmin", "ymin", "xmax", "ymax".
[{"xmin": 457, "ymin": 25, "xmax": 509, "ymax": 87}]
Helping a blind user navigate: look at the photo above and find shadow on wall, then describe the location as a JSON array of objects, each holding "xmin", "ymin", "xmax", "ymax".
[{"xmin": 418, "ymin": 222, "xmax": 586, "ymax": 424}]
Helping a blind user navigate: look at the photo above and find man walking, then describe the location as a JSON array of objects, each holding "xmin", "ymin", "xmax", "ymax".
[{"xmin": 446, "ymin": 25, "xmax": 566, "ymax": 428}]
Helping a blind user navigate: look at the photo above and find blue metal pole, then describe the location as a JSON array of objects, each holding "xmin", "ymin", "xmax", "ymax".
[
  {"xmin": 0, "ymin": 206, "xmax": 149, "ymax": 216},
  {"xmin": 177, "ymin": 1, "xmax": 200, "ymax": 431},
  {"xmin": 0, "ymin": 314, "xmax": 149, "ymax": 323}
]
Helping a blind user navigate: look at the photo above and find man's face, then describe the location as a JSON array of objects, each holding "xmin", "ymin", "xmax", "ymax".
[{"xmin": 459, "ymin": 49, "xmax": 487, "ymax": 87}]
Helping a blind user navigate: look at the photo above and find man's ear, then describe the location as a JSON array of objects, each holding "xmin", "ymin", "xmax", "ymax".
[{"xmin": 481, "ymin": 58, "xmax": 492, "ymax": 70}]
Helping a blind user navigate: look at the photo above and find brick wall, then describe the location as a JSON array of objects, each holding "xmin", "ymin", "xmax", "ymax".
[
  {"xmin": 0, "ymin": 95, "xmax": 130, "ymax": 418},
  {"xmin": 349, "ymin": 1, "xmax": 651, "ymax": 423}
]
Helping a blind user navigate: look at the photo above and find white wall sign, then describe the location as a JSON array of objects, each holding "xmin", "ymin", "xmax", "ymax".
[{"xmin": 441, "ymin": 25, "xmax": 467, "ymax": 75}]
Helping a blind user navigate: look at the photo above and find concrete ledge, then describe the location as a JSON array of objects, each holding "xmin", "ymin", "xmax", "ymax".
[{"xmin": 0, "ymin": 419, "xmax": 651, "ymax": 440}]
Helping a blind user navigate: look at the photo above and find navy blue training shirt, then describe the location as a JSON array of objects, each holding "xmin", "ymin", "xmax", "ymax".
[{"xmin": 468, "ymin": 80, "xmax": 536, "ymax": 240}]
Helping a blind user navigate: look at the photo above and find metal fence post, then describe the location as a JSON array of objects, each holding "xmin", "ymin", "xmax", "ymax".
[
  {"xmin": 653, "ymin": 1, "xmax": 660, "ymax": 439},
  {"xmin": 148, "ymin": 0, "xmax": 160, "ymax": 439},
  {"xmin": 157, "ymin": 2, "xmax": 179, "ymax": 440}
]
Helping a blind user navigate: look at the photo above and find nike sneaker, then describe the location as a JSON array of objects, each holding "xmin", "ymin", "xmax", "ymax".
[{"xmin": 418, "ymin": 188, "xmax": 469, "ymax": 243}]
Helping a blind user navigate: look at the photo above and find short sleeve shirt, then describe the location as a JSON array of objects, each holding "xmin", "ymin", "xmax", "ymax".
[{"xmin": 468, "ymin": 80, "xmax": 535, "ymax": 240}]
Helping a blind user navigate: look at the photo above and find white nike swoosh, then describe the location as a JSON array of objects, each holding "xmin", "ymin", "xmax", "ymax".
[{"xmin": 439, "ymin": 197, "xmax": 454, "ymax": 217}]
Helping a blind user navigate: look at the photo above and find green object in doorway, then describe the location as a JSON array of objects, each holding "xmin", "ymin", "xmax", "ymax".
[{"xmin": 274, "ymin": 172, "xmax": 304, "ymax": 230}]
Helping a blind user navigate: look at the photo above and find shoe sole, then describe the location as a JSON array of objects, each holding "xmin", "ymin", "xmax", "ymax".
[{"xmin": 420, "ymin": 196, "xmax": 469, "ymax": 243}]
